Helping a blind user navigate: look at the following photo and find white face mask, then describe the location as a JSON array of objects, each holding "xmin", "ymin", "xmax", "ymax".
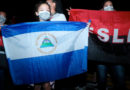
[
  {"xmin": 0, "ymin": 15, "xmax": 6, "ymax": 25},
  {"xmin": 39, "ymin": 10, "xmax": 51, "ymax": 21},
  {"xmin": 104, "ymin": 6, "xmax": 114, "ymax": 11}
]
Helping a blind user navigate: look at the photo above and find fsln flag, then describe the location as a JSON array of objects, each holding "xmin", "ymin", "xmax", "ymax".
[
  {"xmin": 1, "ymin": 21, "xmax": 88, "ymax": 85},
  {"xmin": 69, "ymin": 9, "xmax": 130, "ymax": 64}
]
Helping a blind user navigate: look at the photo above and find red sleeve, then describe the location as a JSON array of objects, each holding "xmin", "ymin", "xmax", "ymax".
[{"xmin": 0, "ymin": 30, "xmax": 4, "ymax": 47}]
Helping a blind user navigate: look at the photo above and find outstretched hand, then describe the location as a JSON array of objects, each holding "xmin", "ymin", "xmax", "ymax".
[{"xmin": 66, "ymin": 7, "xmax": 72, "ymax": 15}]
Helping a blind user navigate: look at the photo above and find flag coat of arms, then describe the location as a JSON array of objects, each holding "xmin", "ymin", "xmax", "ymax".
[{"xmin": 1, "ymin": 21, "xmax": 88, "ymax": 85}]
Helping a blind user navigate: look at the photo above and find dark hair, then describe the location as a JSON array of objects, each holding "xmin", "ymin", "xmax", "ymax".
[
  {"xmin": 102, "ymin": 0, "xmax": 113, "ymax": 7},
  {"xmin": 34, "ymin": 1, "xmax": 51, "ymax": 21},
  {"xmin": 35, "ymin": 1, "xmax": 51, "ymax": 12}
]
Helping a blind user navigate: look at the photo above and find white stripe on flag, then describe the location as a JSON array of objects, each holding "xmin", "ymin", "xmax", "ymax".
[{"xmin": 3, "ymin": 27, "xmax": 88, "ymax": 60}]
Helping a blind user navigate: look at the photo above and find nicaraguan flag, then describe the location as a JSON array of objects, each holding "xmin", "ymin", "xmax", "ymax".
[{"xmin": 1, "ymin": 21, "xmax": 88, "ymax": 85}]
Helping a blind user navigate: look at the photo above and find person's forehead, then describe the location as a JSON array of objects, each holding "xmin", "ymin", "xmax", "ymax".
[
  {"xmin": 105, "ymin": 1, "xmax": 112, "ymax": 5},
  {"xmin": 47, "ymin": 0, "xmax": 52, "ymax": 2},
  {"xmin": 47, "ymin": 0, "xmax": 55, "ymax": 4},
  {"xmin": 0, "ymin": 12, "xmax": 6, "ymax": 16},
  {"xmin": 39, "ymin": 4, "xmax": 49, "ymax": 8},
  {"xmin": 46, "ymin": 0, "xmax": 54, "ymax": 2}
]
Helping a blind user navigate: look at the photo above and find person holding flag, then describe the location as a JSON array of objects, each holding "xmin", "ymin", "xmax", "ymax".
[
  {"xmin": 96, "ymin": 0, "xmax": 127, "ymax": 90},
  {"xmin": 34, "ymin": 1, "xmax": 67, "ymax": 90},
  {"xmin": 35, "ymin": 0, "xmax": 66, "ymax": 22},
  {"xmin": 0, "ymin": 10, "xmax": 11, "ymax": 90}
]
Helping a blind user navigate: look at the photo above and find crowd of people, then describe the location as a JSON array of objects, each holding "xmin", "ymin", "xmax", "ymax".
[{"xmin": 0, "ymin": 0, "xmax": 129, "ymax": 90}]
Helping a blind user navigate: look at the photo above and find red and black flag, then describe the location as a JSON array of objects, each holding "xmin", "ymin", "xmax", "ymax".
[{"xmin": 69, "ymin": 9, "xmax": 130, "ymax": 64}]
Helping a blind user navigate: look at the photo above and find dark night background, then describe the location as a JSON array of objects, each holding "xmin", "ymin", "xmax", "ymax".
[
  {"xmin": 0, "ymin": 0, "xmax": 130, "ymax": 23},
  {"xmin": 1, "ymin": 0, "xmax": 130, "ymax": 90}
]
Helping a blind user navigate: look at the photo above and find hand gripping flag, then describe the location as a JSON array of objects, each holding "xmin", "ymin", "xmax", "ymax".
[{"xmin": 1, "ymin": 21, "xmax": 89, "ymax": 85}]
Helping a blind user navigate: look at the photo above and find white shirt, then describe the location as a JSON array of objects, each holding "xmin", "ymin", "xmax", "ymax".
[{"xmin": 50, "ymin": 13, "xmax": 67, "ymax": 21}]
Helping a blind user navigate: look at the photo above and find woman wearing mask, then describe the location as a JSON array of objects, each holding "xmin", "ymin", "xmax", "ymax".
[
  {"xmin": 35, "ymin": 1, "xmax": 66, "ymax": 21},
  {"xmin": 0, "ymin": 11, "xmax": 6, "ymax": 48},
  {"xmin": 102, "ymin": 0, "xmax": 114, "ymax": 11},
  {"xmin": 0, "ymin": 11, "xmax": 9, "ymax": 90},
  {"xmin": 96, "ymin": 0, "xmax": 127, "ymax": 90},
  {"xmin": 0, "ymin": 11, "xmax": 6, "ymax": 27},
  {"xmin": 34, "ymin": 1, "xmax": 66, "ymax": 90}
]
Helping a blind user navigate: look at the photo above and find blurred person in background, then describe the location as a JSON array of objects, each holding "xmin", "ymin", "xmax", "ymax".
[
  {"xmin": 0, "ymin": 10, "xmax": 13, "ymax": 90},
  {"xmin": 96, "ymin": 0, "xmax": 127, "ymax": 90},
  {"xmin": 46, "ymin": 0, "xmax": 66, "ymax": 21}
]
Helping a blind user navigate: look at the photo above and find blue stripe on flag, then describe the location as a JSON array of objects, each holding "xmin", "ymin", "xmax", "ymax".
[
  {"xmin": 8, "ymin": 47, "xmax": 87, "ymax": 85},
  {"xmin": 2, "ymin": 21, "xmax": 87, "ymax": 38}
]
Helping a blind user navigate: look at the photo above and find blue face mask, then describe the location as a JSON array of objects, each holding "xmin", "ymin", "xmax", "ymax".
[
  {"xmin": 0, "ymin": 15, "xmax": 6, "ymax": 25},
  {"xmin": 39, "ymin": 11, "xmax": 51, "ymax": 21},
  {"xmin": 104, "ymin": 6, "xmax": 114, "ymax": 11}
]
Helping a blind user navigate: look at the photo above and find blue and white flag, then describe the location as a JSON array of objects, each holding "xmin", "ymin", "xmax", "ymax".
[{"xmin": 1, "ymin": 21, "xmax": 88, "ymax": 85}]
